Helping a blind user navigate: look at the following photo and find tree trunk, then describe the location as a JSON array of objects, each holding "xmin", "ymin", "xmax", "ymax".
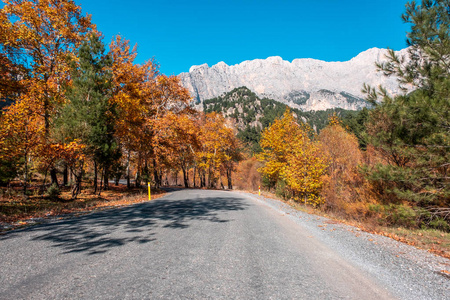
[
  {"xmin": 50, "ymin": 168, "xmax": 58, "ymax": 186},
  {"xmin": 182, "ymin": 167, "xmax": 189, "ymax": 188},
  {"xmin": 227, "ymin": 168, "xmax": 233, "ymax": 190},
  {"xmin": 98, "ymin": 167, "xmax": 104, "ymax": 196},
  {"xmin": 93, "ymin": 161, "xmax": 98, "ymax": 194},
  {"xmin": 103, "ymin": 165, "xmax": 109, "ymax": 190},
  {"xmin": 44, "ymin": 88, "xmax": 59, "ymax": 188},
  {"xmin": 153, "ymin": 169, "xmax": 159, "ymax": 188},
  {"xmin": 71, "ymin": 164, "xmax": 84, "ymax": 199},
  {"xmin": 126, "ymin": 152, "xmax": 131, "ymax": 189},
  {"xmin": 69, "ymin": 167, "xmax": 73, "ymax": 184},
  {"xmin": 135, "ymin": 170, "xmax": 141, "ymax": 188},
  {"xmin": 23, "ymin": 152, "xmax": 28, "ymax": 195},
  {"xmin": 207, "ymin": 166, "xmax": 211, "ymax": 188},
  {"xmin": 193, "ymin": 166, "xmax": 197, "ymax": 188},
  {"xmin": 153, "ymin": 159, "xmax": 161, "ymax": 188},
  {"xmin": 201, "ymin": 171, "xmax": 206, "ymax": 188},
  {"xmin": 63, "ymin": 164, "xmax": 68, "ymax": 186},
  {"xmin": 208, "ymin": 166, "xmax": 216, "ymax": 189}
]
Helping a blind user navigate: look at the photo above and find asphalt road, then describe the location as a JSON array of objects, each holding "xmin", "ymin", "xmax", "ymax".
[{"xmin": 0, "ymin": 189, "xmax": 448, "ymax": 299}]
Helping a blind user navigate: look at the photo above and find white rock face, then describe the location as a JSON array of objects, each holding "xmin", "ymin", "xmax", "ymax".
[{"xmin": 180, "ymin": 47, "xmax": 409, "ymax": 111}]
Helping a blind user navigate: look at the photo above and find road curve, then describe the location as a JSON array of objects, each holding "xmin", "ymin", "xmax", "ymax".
[{"xmin": 0, "ymin": 189, "xmax": 448, "ymax": 299}]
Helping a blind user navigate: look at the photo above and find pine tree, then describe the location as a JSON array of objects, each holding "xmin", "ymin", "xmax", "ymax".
[
  {"xmin": 54, "ymin": 33, "xmax": 119, "ymax": 198},
  {"xmin": 364, "ymin": 0, "xmax": 449, "ymax": 228}
]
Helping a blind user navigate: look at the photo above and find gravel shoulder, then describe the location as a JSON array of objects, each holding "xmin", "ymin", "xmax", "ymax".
[{"xmin": 239, "ymin": 191, "xmax": 450, "ymax": 300}]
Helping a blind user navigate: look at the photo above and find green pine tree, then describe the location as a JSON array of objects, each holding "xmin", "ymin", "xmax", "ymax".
[
  {"xmin": 364, "ymin": 0, "xmax": 449, "ymax": 229},
  {"xmin": 54, "ymin": 33, "xmax": 119, "ymax": 198}
]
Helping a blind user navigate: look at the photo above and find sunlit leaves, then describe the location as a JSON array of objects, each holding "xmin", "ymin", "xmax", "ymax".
[{"xmin": 257, "ymin": 109, "xmax": 327, "ymax": 204}]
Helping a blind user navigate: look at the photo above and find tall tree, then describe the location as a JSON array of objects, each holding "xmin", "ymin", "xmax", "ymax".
[
  {"xmin": 54, "ymin": 33, "xmax": 116, "ymax": 198},
  {"xmin": 0, "ymin": 98, "xmax": 43, "ymax": 192},
  {"xmin": 364, "ymin": 0, "xmax": 449, "ymax": 213},
  {"xmin": 257, "ymin": 109, "xmax": 327, "ymax": 203},
  {"xmin": 1, "ymin": 0, "xmax": 93, "ymax": 185}
]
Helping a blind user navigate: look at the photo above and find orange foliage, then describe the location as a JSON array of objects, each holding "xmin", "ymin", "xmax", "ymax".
[
  {"xmin": 318, "ymin": 123, "xmax": 376, "ymax": 218},
  {"xmin": 0, "ymin": 0, "xmax": 94, "ymax": 188},
  {"xmin": 195, "ymin": 112, "xmax": 242, "ymax": 188},
  {"xmin": 0, "ymin": 98, "xmax": 43, "ymax": 163},
  {"xmin": 233, "ymin": 157, "xmax": 262, "ymax": 191},
  {"xmin": 108, "ymin": 35, "xmax": 195, "ymax": 187},
  {"xmin": 2, "ymin": 0, "xmax": 94, "ymax": 119},
  {"xmin": 109, "ymin": 35, "xmax": 158, "ymax": 154}
]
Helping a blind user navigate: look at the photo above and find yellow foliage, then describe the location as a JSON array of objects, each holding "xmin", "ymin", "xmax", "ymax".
[
  {"xmin": 257, "ymin": 109, "xmax": 328, "ymax": 204},
  {"xmin": 327, "ymin": 113, "xmax": 341, "ymax": 127}
]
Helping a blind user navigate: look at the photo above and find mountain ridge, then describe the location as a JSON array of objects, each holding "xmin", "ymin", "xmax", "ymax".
[{"xmin": 180, "ymin": 47, "xmax": 410, "ymax": 111}]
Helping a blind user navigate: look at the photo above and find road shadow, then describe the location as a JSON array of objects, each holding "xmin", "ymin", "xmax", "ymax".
[{"xmin": 1, "ymin": 191, "xmax": 248, "ymax": 255}]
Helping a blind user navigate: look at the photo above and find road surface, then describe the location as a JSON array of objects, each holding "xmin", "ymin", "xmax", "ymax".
[{"xmin": 0, "ymin": 189, "xmax": 448, "ymax": 299}]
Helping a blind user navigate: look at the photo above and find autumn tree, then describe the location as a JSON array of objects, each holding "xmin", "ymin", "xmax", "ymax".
[
  {"xmin": 108, "ymin": 36, "xmax": 153, "ymax": 187},
  {"xmin": 155, "ymin": 112, "xmax": 200, "ymax": 188},
  {"xmin": 317, "ymin": 116, "xmax": 378, "ymax": 217},
  {"xmin": 1, "ymin": 0, "xmax": 93, "ymax": 185},
  {"xmin": 148, "ymin": 75, "xmax": 193, "ymax": 187},
  {"xmin": 0, "ymin": 99, "xmax": 43, "ymax": 192},
  {"xmin": 257, "ymin": 109, "xmax": 327, "ymax": 204},
  {"xmin": 107, "ymin": 35, "xmax": 194, "ymax": 188},
  {"xmin": 194, "ymin": 112, "xmax": 242, "ymax": 189}
]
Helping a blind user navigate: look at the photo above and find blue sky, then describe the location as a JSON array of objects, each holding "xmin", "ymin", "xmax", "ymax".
[{"xmin": 19, "ymin": 0, "xmax": 414, "ymax": 75}]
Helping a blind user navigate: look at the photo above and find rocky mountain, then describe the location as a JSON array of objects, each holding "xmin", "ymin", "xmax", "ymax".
[
  {"xmin": 180, "ymin": 47, "xmax": 409, "ymax": 111},
  {"xmin": 203, "ymin": 86, "xmax": 359, "ymax": 152}
]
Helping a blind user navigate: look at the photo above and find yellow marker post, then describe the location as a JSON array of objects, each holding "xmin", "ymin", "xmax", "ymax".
[
  {"xmin": 259, "ymin": 186, "xmax": 261, "ymax": 196},
  {"xmin": 148, "ymin": 182, "xmax": 151, "ymax": 201}
]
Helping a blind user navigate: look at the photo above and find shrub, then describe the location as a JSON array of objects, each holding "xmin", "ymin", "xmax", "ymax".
[
  {"xmin": 46, "ymin": 183, "xmax": 61, "ymax": 200},
  {"xmin": 386, "ymin": 204, "xmax": 417, "ymax": 228},
  {"xmin": 429, "ymin": 218, "xmax": 450, "ymax": 232},
  {"xmin": 233, "ymin": 157, "xmax": 262, "ymax": 191},
  {"xmin": 275, "ymin": 179, "xmax": 290, "ymax": 200}
]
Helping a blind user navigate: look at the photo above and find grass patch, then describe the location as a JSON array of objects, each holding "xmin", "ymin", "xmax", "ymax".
[{"xmin": 378, "ymin": 227, "xmax": 450, "ymax": 259}]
